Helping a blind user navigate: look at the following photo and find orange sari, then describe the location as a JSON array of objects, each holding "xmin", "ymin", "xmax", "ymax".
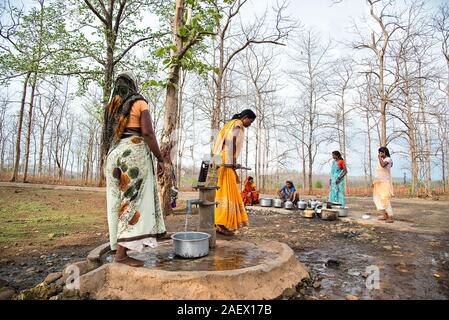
[
  {"xmin": 241, "ymin": 178, "xmax": 259, "ymax": 205},
  {"xmin": 213, "ymin": 119, "xmax": 248, "ymax": 231}
]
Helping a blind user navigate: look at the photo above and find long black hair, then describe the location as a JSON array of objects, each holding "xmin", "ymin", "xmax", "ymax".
[
  {"xmin": 332, "ymin": 150, "xmax": 343, "ymax": 160},
  {"xmin": 232, "ymin": 109, "xmax": 256, "ymax": 120},
  {"xmin": 379, "ymin": 146, "xmax": 393, "ymax": 167}
]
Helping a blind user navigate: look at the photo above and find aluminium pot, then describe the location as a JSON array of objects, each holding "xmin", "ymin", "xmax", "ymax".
[
  {"xmin": 260, "ymin": 198, "xmax": 273, "ymax": 207},
  {"xmin": 273, "ymin": 198, "xmax": 283, "ymax": 208},
  {"xmin": 297, "ymin": 200, "xmax": 307, "ymax": 210},
  {"xmin": 171, "ymin": 231, "xmax": 211, "ymax": 258},
  {"xmin": 284, "ymin": 201, "xmax": 294, "ymax": 210},
  {"xmin": 310, "ymin": 200, "xmax": 319, "ymax": 209}
]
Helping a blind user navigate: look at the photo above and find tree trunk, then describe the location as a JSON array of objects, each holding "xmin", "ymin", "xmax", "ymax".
[
  {"xmin": 417, "ymin": 67, "xmax": 431, "ymax": 196},
  {"xmin": 301, "ymin": 123, "xmax": 306, "ymax": 191},
  {"xmin": 23, "ymin": 72, "xmax": 38, "ymax": 183},
  {"xmin": 341, "ymin": 87, "xmax": 348, "ymax": 191},
  {"xmin": 11, "ymin": 72, "xmax": 31, "ymax": 182},
  {"xmin": 379, "ymin": 54, "xmax": 387, "ymax": 146},
  {"xmin": 404, "ymin": 74, "xmax": 418, "ymax": 196},
  {"xmin": 211, "ymin": 29, "xmax": 225, "ymax": 143},
  {"xmin": 158, "ymin": 0, "xmax": 184, "ymax": 216}
]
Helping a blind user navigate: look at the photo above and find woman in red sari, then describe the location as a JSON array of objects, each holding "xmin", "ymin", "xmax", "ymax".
[{"xmin": 241, "ymin": 176, "xmax": 259, "ymax": 205}]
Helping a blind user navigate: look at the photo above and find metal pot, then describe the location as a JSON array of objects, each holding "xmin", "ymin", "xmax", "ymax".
[
  {"xmin": 320, "ymin": 209, "xmax": 338, "ymax": 221},
  {"xmin": 284, "ymin": 201, "xmax": 294, "ymax": 210},
  {"xmin": 260, "ymin": 198, "xmax": 273, "ymax": 207},
  {"xmin": 302, "ymin": 209, "xmax": 315, "ymax": 218},
  {"xmin": 171, "ymin": 231, "xmax": 211, "ymax": 258},
  {"xmin": 273, "ymin": 198, "xmax": 283, "ymax": 208},
  {"xmin": 297, "ymin": 200, "xmax": 307, "ymax": 210},
  {"xmin": 326, "ymin": 201, "xmax": 341, "ymax": 209},
  {"xmin": 336, "ymin": 207, "xmax": 348, "ymax": 217},
  {"xmin": 310, "ymin": 200, "xmax": 319, "ymax": 209}
]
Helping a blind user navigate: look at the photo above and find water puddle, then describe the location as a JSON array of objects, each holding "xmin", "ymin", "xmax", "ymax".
[{"xmin": 104, "ymin": 242, "xmax": 277, "ymax": 271}]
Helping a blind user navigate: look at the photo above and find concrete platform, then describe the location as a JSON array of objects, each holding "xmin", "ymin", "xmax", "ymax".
[{"xmin": 72, "ymin": 239, "xmax": 309, "ymax": 300}]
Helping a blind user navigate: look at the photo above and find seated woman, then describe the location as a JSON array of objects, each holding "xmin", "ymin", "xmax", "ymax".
[
  {"xmin": 278, "ymin": 180, "xmax": 300, "ymax": 203},
  {"xmin": 241, "ymin": 176, "xmax": 259, "ymax": 205}
]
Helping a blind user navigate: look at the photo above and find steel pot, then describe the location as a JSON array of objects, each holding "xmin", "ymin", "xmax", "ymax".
[
  {"xmin": 273, "ymin": 198, "xmax": 283, "ymax": 208},
  {"xmin": 320, "ymin": 209, "xmax": 338, "ymax": 221},
  {"xmin": 297, "ymin": 200, "xmax": 307, "ymax": 210},
  {"xmin": 171, "ymin": 231, "xmax": 211, "ymax": 258},
  {"xmin": 260, "ymin": 198, "xmax": 273, "ymax": 207},
  {"xmin": 284, "ymin": 201, "xmax": 294, "ymax": 210},
  {"xmin": 310, "ymin": 200, "xmax": 319, "ymax": 209}
]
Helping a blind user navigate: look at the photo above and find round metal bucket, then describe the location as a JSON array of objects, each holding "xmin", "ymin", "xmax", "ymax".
[{"xmin": 171, "ymin": 231, "xmax": 211, "ymax": 258}]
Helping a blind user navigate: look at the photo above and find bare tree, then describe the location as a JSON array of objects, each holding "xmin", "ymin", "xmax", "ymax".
[
  {"xmin": 210, "ymin": 0, "xmax": 295, "ymax": 140},
  {"xmin": 354, "ymin": 0, "xmax": 404, "ymax": 146},
  {"xmin": 287, "ymin": 28, "xmax": 333, "ymax": 194}
]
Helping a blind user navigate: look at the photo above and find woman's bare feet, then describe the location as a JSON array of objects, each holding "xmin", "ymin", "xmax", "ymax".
[
  {"xmin": 385, "ymin": 216, "xmax": 394, "ymax": 223},
  {"xmin": 378, "ymin": 211, "xmax": 388, "ymax": 221},
  {"xmin": 215, "ymin": 225, "xmax": 235, "ymax": 236},
  {"xmin": 114, "ymin": 256, "xmax": 145, "ymax": 267},
  {"xmin": 114, "ymin": 245, "xmax": 144, "ymax": 267}
]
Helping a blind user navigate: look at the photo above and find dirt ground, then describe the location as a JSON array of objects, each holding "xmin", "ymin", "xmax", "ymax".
[{"xmin": 0, "ymin": 184, "xmax": 448, "ymax": 300}]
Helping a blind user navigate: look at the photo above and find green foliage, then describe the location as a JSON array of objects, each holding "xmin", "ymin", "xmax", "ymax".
[
  {"xmin": 315, "ymin": 181, "xmax": 323, "ymax": 189},
  {"xmin": 150, "ymin": 0, "xmax": 234, "ymax": 88},
  {"xmin": 0, "ymin": 0, "xmax": 79, "ymax": 84}
]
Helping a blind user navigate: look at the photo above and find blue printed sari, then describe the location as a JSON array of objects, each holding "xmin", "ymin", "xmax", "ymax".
[{"xmin": 329, "ymin": 161, "xmax": 345, "ymax": 206}]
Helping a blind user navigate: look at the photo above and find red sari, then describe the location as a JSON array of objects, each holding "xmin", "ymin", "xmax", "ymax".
[{"xmin": 241, "ymin": 178, "xmax": 259, "ymax": 205}]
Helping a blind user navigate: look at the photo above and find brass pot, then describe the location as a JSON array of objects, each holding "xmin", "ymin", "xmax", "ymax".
[{"xmin": 302, "ymin": 209, "xmax": 315, "ymax": 218}]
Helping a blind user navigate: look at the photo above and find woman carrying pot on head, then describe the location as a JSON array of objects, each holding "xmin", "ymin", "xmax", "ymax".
[
  {"xmin": 103, "ymin": 72, "xmax": 169, "ymax": 267},
  {"xmin": 373, "ymin": 147, "xmax": 394, "ymax": 223},
  {"xmin": 328, "ymin": 151, "xmax": 347, "ymax": 207},
  {"xmin": 213, "ymin": 109, "xmax": 256, "ymax": 236}
]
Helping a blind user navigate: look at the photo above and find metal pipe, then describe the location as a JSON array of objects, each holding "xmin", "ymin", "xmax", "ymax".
[{"xmin": 186, "ymin": 199, "xmax": 202, "ymax": 215}]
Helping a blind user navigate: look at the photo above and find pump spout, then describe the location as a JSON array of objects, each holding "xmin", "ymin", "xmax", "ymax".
[{"xmin": 186, "ymin": 199, "xmax": 202, "ymax": 215}]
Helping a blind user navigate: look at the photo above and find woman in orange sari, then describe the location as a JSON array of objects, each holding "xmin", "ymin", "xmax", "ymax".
[
  {"xmin": 213, "ymin": 109, "xmax": 256, "ymax": 236},
  {"xmin": 241, "ymin": 176, "xmax": 259, "ymax": 205}
]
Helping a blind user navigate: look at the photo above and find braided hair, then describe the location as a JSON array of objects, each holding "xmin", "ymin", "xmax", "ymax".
[{"xmin": 102, "ymin": 73, "xmax": 147, "ymax": 155}]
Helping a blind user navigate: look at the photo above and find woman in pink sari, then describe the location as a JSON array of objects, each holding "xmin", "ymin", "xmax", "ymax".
[{"xmin": 373, "ymin": 147, "xmax": 394, "ymax": 223}]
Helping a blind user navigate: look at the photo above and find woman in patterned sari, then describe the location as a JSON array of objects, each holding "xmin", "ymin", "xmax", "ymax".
[
  {"xmin": 328, "ymin": 151, "xmax": 347, "ymax": 206},
  {"xmin": 213, "ymin": 109, "xmax": 256, "ymax": 236},
  {"xmin": 103, "ymin": 72, "xmax": 168, "ymax": 267}
]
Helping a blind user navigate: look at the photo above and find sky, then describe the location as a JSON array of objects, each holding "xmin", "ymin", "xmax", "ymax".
[
  {"xmin": 2, "ymin": 0, "xmax": 448, "ymax": 181},
  {"xmin": 236, "ymin": 0, "xmax": 448, "ymax": 181}
]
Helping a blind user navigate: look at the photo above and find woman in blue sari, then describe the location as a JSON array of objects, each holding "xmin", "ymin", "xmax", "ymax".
[{"xmin": 328, "ymin": 151, "xmax": 347, "ymax": 206}]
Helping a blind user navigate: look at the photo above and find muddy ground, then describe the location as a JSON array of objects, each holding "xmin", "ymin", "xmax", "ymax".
[{"xmin": 0, "ymin": 184, "xmax": 448, "ymax": 300}]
